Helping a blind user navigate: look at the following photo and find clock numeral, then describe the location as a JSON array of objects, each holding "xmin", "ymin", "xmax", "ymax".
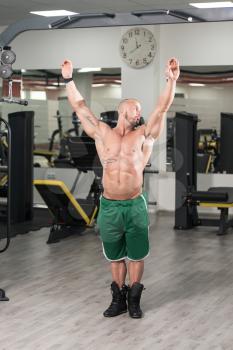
[
  {"xmin": 135, "ymin": 29, "xmax": 140, "ymax": 35},
  {"xmin": 148, "ymin": 36, "xmax": 153, "ymax": 42},
  {"xmin": 123, "ymin": 38, "xmax": 128, "ymax": 44},
  {"xmin": 143, "ymin": 31, "xmax": 146, "ymax": 36},
  {"xmin": 136, "ymin": 59, "xmax": 140, "ymax": 66},
  {"xmin": 143, "ymin": 58, "xmax": 148, "ymax": 64},
  {"xmin": 123, "ymin": 53, "xmax": 127, "ymax": 58},
  {"xmin": 121, "ymin": 45, "xmax": 124, "ymax": 50},
  {"xmin": 151, "ymin": 45, "xmax": 155, "ymax": 50},
  {"xmin": 129, "ymin": 59, "xmax": 133, "ymax": 64},
  {"xmin": 148, "ymin": 52, "xmax": 153, "ymax": 58},
  {"xmin": 129, "ymin": 32, "xmax": 133, "ymax": 38}
]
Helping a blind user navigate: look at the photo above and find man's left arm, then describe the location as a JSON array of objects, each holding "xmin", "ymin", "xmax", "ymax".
[{"xmin": 145, "ymin": 58, "xmax": 180, "ymax": 139}]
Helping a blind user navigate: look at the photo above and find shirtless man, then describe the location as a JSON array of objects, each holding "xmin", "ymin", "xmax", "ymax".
[{"xmin": 61, "ymin": 58, "xmax": 180, "ymax": 318}]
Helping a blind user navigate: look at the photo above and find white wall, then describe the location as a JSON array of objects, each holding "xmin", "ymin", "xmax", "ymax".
[{"xmin": 1, "ymin": 22, "xmax": 233, "ymax": 211}]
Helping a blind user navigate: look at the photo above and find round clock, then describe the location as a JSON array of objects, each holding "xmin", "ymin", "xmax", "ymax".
[{"xmin": 119, "ymin": 27, "xmax": 156, "ymax": 69}]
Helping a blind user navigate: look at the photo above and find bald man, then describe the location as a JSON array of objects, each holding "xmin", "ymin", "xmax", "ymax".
[{"xmin": 61, "ymin": 58, "xmax": 180, "ymax": 318}]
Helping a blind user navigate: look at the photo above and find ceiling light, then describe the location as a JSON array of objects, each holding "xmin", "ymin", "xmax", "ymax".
[
  {"xmin": 92, "ymin": 84, "xmax": 105, "ymax": 87},
  {"xmin": 189, "ymin": 83, "xmax": 206, "ymax": 86},
  {"xmin": 78, "ymin": 68, "xmax": 102, "ymax": 73},
  {"xmin": 46, "ymin": 86, "xmax": 58, "ymax": 89},
  {"xmin": 30, "ymin": 10, "xmax": 78, "ymax": 17},
  {"xmin": 189, "ymin": 2, "xmax": 233, "ymax": 8}
]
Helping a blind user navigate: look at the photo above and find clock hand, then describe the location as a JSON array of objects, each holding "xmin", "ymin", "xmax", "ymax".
[{"xmin": 129, "ymin": 44, "xmax": 142, "ymax": 54}]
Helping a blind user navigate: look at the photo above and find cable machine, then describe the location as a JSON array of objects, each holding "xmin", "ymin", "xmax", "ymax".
[{"xmin": 0, "ymin": 47, "xmax": 29, "ymax": 301}]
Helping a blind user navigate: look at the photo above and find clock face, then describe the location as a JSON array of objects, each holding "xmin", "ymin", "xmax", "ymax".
[{"xmin": 119, "ymin": 27, "xmax": 156, "ymax": 69}]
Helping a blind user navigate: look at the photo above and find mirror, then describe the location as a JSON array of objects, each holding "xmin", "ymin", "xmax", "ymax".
[
  {"xmin": 166, "ymin": 65, "xmax": 233, "ymax": 174},
  {"xmin": 0, "ymin": 67, "xmax": 121, "ymax": 168}
]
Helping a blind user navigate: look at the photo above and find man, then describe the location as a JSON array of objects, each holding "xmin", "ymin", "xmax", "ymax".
[{"xmin": 61, "ymin": 58, "xmax": 180, "ymax": 318}]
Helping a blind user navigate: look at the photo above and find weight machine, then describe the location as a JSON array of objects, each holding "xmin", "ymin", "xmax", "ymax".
[
  {"xmin": 0, "ymin": 46, "xmax": 29, "ymax": 302},
  {"xmin": 174, "ymin": 112, "xmax": 233, "ymax": 235}
]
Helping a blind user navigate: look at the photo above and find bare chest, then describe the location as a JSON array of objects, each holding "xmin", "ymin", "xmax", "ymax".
[{"xmin": 103, "ymin": 129, "xmax": 145, "ymax": 157}]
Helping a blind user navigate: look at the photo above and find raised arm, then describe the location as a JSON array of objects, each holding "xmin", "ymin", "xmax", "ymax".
[
  {"xmin": 145, "ymin": 58, "xmax": 180, "ymax": 139},
  {"xmin": 61, "ymin": 59, "xmax": 101, "ymax": 139}
]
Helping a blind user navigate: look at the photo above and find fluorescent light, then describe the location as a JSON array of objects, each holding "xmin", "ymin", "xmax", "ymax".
[
  {"xmin": 45, "ymin": 86, "xmax": 58, "ymax": 90},
  {"xmin": 190, "ymin": 2, "xmax": 233, "ymax": 8},
  {"xmin": 21, "ymin": 69, "xmax": 26, "ymax": 73},
  {"xmin": 189, "ymin": 83, "xmax": 206, "ymax": 86},
  {"xmin": 52, "ymin": 82, "xmax": 66, "ymax": 86},
  {"xmin": 30, "ymin": 10, "xmax": 78, "ymax": 17},
  {"xmin": 78, "ymin": 68, "xmax": 102, "ymax": 73},
  {"xmin": 92, "ymin": 84, "xmax": 105, "ymax": 87}
]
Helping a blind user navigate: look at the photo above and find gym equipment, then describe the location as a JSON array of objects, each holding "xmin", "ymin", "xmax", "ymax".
[
  {"xmin": 0, "ymin": 46, "xmax": 27, "ymax": 105},
  {"xmin": 34, "ymin": 111, "xmax": 80, "ymax": 168},
  {"xmin": 1, "ymin": 49, "xmax": 16, "ymax": 65},
  {"xmin": 48, "ymin": 110, "xmax": 64, "ymax": 153},
  {"xmin": 0, "ymin": 59, "xmax": 29, "ymax": 300},
  {"xmin": 34, "ymin": 135, "xmax": 102, "ymax": 243},
  {"xmin": 0, "ymin": 47, "xmax": 16, "ymax": 81},
  {"xmin": 0, "ymin": 118, "xmax": 11, "ymax": 251},
  {"xmin": 0, "ymin": 117, "xmax": 11, "ymax": 302},
  {"xmin": 197, "ymin": 153, "xmax": 212, "ymax": 174},
  {"xmin": 174, "ymin": 112, "xmax": 233, "ymax": 235},
  {"xmin": 0, "ymin": 10, "xmax": 205, "ymax": 51},
  {"xmin": 166, "ymin": 117, "xmax": 175, "ymax": 171},
  {"xmin": 0, "ymin": 14, "xmax": 119, "ymax": 49},
  {"xmin": 100, "ymin": 110, "xmax": 118, "ymax": 128},
  {"xmin": 0, "ymin": 112, "xmax": 33, "ymax": 225},
  {"xmin": 66, "ymin": 112, "xmax": 80, "ymax": 136},
  {"xmin": 219, "ymin": 113, "xmax": 233, "ymax": 173},
  {"xmin": 34, "ymin": 179, "xmax": 100, "ymax": 243},
  {"xmin": 0, "ymin": 79, "xmax": 28, "ymax": 105},
  {"xmin": 0, "ymin": 64, "xmax": 13, "ymax": 79},
  {"xmin": 197, "ymin": 128, "xmax": 220, "ymax": 173},
  {"xmin": 8, "ymin": 111, "xmax": 34, "ymax": 223}
]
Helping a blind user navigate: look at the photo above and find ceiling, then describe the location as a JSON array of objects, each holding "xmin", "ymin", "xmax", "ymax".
[{"xmin": 0, "ymin": 0, "xmax": 233, "ymax": 27}]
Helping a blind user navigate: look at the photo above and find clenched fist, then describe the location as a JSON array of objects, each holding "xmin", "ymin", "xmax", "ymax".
[
  {"xmin": 165, "ymin": 58, "xmax": 180, "ymax": 81},
  {"xmin": 61, "ymin": 59, "xmax": 73, "ymax": 79}
]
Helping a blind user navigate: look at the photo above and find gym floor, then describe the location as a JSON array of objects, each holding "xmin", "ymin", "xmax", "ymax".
[{"xmin": 1, "ymin": 212, "xmax": 233, "ymax": 350}]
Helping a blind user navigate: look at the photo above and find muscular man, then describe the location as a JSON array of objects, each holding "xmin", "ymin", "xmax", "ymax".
[{"xmin": 61, "ymin": 58, "xmax": 180, "ymax": 318}]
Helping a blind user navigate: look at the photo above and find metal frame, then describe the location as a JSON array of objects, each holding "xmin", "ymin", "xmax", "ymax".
[{"xmin": 0, "ymin": 10, "xmax": 204, "ymax": 48}]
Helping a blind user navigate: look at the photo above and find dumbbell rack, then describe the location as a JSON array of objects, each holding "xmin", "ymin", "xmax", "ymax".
[{"xmin": 0, "ymin": 117, "xmax": 11, "ymax": 301}]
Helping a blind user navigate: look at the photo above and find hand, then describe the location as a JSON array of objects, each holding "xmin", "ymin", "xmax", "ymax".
[
  {"xmin": 61, "ymin": 59, "xmax": 73, "ymax": 79},
  {"xmin": 165, "ymin": 58, "xmax": 180, "ymax": 81},
  {"xmin": 129, "ymin": 37, "xmax": 142, "ymax": 54}
]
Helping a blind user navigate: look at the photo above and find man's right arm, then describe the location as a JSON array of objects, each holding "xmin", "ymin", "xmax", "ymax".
[{"xmin": 61, "ymin": 60, "xmax": 100, "ymax": 139}]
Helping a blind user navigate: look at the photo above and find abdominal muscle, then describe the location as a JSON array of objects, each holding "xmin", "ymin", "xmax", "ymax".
[{"xmin": 102, "ymin": 156, "xmax": 144, "ymax": 200}]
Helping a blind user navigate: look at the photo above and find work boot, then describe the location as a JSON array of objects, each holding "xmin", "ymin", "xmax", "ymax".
[
  {"xmin": 128, "ymin": 282, "xmax": 144, "ymax": 319},
  {"xmin": 103, "ymin": 281, "xmax": 128, "ymax": 317}
]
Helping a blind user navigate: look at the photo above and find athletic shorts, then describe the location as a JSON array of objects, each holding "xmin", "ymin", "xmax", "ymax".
[{"xmin": 97, "ymin": 192, "xmax": 149, "ymax": 261}]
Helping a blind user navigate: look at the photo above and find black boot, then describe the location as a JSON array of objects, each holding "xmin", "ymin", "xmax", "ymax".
[
  {"xmin": 128, "ymin": 282, "xmax": 144, "ymax": 319},
  {"xmin": 103, "ymin": 282, "xmax": 128, "ymax": 317}
]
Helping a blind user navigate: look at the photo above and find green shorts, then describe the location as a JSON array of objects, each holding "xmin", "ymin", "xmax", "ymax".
[{"xmin": 97, "ymin": 192, "xmax": 149, "ymax": 261}]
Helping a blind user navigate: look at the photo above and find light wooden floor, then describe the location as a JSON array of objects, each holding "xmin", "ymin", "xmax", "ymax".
[{"xmin": 1, "ymin": 212, "xmax": 233, "ymax": 350}]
